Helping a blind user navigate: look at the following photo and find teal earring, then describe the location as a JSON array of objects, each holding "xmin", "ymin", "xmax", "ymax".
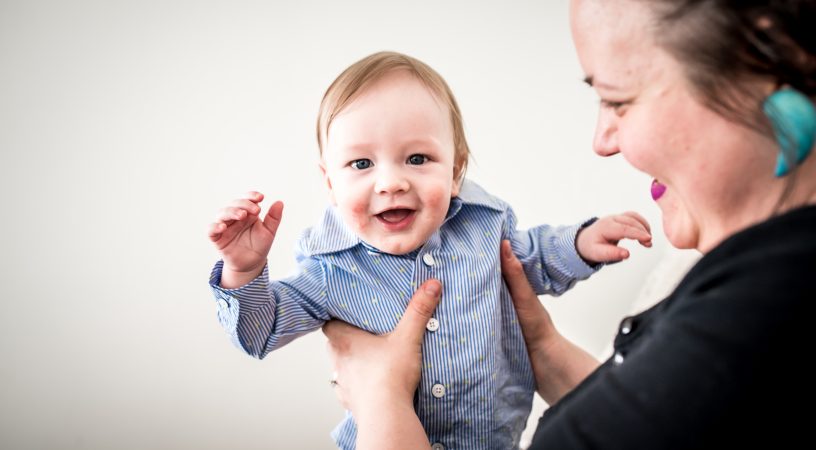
[{"xmin": 762, "ymin": 87, "xmax": 816, "ymax": 177}]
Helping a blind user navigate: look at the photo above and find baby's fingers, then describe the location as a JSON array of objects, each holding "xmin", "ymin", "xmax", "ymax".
[
  {"xmin": 620, "ymin": 211, "xmax": 651, "ymax": 234},
  {"xmin": 228, "ymin": 199, "xmax": 262, "ymax": 217},
  {"xmin": 610, "ymin": 216, "xmax": 652, "ymax": 247},
  {"xmin": 216, "ymin": 206, "xmax": 253, "ymax": 223},
  {"xmin": 208, "ymin": 222, "xmax": 228, "ymax": 241},
  {"xmin": 586, "ymin": 242, "xmax": 630, "ymax": 264}
]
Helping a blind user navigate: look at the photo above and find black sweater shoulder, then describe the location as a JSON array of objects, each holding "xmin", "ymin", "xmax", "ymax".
[{"xmin": 529, "ymin": 205, "xmax": 816, "ymax": 449}]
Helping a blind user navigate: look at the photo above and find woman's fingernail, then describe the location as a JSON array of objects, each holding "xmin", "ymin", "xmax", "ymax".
[{"xmin": 424, "ymin": 281, "xmax": 441, "ymax": 297}]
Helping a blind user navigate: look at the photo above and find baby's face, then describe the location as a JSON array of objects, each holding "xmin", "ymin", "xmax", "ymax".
[{"xmin": 320, "ymin": 70, "xmax": 460, "ymax": 255}]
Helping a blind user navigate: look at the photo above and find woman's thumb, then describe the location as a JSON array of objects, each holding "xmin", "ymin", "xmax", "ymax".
[{"xmin": 393, "ymin": 279, "xmax": 442, "ymax": 344}]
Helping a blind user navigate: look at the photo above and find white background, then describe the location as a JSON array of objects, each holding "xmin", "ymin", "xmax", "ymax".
[{"xmin": 0, "ymin": 1, "xmax": 690, "ymax": 448}]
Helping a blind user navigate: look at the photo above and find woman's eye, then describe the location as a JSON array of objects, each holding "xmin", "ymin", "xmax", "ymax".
[
  {"xmin": 407, "ymin": 154, "xmax": 428, "ymax": 165},
  {"xmin": 350, "ymin": 159, "xmax": 372, "ymax": 170},
  {"xmin": 600, "ymin": 99, "xmax": 628, "ymax": 114}
]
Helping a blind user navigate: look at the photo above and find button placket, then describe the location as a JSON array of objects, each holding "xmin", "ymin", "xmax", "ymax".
[{"xmin": 620, "ymin": 316, "xmax": 634, "ymax": 335}]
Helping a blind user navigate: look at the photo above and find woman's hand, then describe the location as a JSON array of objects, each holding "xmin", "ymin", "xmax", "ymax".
[
  {"xmin": 322, "ymin": 279, "xmax": 442, "ymax": 450},
  {"xmin": 501, "ymin": 240, "xmax": 600, "ymax": 404}
]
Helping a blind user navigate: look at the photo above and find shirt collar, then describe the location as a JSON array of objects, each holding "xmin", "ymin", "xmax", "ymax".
[{"xmin": 300, "ymin": 179, "xmax": 505, "ymax": 256}]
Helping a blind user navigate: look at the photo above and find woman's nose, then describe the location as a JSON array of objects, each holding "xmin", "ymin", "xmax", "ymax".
[{"xmin": 593, "ymin": 111, "xmax": 620, "ymax": 157}]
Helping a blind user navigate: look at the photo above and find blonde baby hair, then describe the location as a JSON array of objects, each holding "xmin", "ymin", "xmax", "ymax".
[{"xmin": 316, "ymin": 51, "xmax": 470, "ymax": 184}]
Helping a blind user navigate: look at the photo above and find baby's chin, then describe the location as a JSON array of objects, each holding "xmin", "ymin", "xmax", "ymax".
[{"xmin": 371, "ymin": 239, "xmax": 422, "ymax": 255}]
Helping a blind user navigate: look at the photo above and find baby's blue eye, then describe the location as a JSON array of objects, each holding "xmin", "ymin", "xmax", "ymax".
[
  {"xmin": 407, "ymin": 154, "xmax": 428, "ymax": 165},
  {"xmin": 351, "ymin": 159, "xmax": 372, "ymax": 170}
]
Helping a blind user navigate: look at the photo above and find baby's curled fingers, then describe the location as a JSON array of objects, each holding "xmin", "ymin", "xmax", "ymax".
[
  {"xmin": 215, "ymin": 206, "xmax": 248, "ymax": 222},
  {"xmin": 228, "ymin": 198, "xmax": 262, "ymax": 216},
  {"xmin": 610, "ymin": 216, "xmax": 652, "ymax": 247},
  {"xmin": 589, "ymin": 242, "xmax": 630, "ymax": 263},
  {"xmin": 621, "ymin": 211, "xmax": 651, "ymax": 234},
  {"xmin": 208, "ymin": 222, "xmax": 228, "ymax": 241},
  {"xmin": 244, "ymin": 191, "xmax": 264, "ymax": 202}
]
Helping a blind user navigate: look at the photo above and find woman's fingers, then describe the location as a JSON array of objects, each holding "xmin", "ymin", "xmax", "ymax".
[
  {"xmin": 392, "ymin": 279, "xmax": 442, "ymax": 345},
  {"xmin": 500, "ymin": 241, "xmax": 538, "ymax": 309},
  {"xmin": 501, "ymin": 240, "xmax": 552, "ymax": 345},
  {"xmin": 323, "ymin": 319, "xmax": 365, "ymax": 347}
]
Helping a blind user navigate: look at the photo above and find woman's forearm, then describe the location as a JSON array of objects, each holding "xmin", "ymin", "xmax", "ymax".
[
  {"xmin": 355, "ymin": 397, "xmax": 430, "ymax": 450},
  {"xmin": 531, "ymin": 330, "xmax": 600, "ymax": 405},
  {"xmin": 500, "ymin": 240, "xmax": 600, "ymax": 404}
]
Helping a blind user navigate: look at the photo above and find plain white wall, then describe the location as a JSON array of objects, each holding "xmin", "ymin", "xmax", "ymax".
[{"xmin": 0, "ymin": 0, "xmax": 684, "ymax": 448}]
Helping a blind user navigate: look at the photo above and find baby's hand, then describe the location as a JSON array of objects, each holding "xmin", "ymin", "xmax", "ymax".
[
  {"xmin": 575, "ymin": 211, "xmax": 651, "ymax": 265},
  {"xmin": 208, "ymin": 192, "xmax": 284, "ymax": 285}
]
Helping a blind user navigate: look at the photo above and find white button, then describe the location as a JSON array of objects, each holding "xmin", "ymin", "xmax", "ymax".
[
  {"xmin": 426, "ymin": 318, "xmax": 440, "ymax": 332},
  {"xmin": 620, "ymin": 317, "xmax": 634, "ymax": 335},
  {"xmin": 422, "ymin": 253, "xmax": 436, "ymax": 266},
  {"xmin": 613, "ymin": 352, "xmax": 624, "ymax": 365},
  {"xmin": 218, "ymin": 299, "xmax": 228, "ymax": 309},
  {"xmin": 432, "ymin": 444, "xmax": 445, "ymax": 450},
  {"xmin": 431, "ymin": 383, "xmax": 446, "ymax": 398}
]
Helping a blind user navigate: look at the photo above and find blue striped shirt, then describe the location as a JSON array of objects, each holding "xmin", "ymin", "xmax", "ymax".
[{"xmin": 209, "ymin": 180, "xmax": 598, "ymax": 449}]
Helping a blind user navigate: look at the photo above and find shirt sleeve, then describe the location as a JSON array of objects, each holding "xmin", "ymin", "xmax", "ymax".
[
  {"xmin": 208, "ymin": 251, "xmax": 330, "ymax": 359},
  {"xmin": 502, "ymin": 206, "xmax": 599, "ymax": 296}
]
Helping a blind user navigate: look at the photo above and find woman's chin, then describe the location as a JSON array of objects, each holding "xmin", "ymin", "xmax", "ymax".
[{"xmin": 662, "ymin": 214, "xmax": 699, "ymax": 250}]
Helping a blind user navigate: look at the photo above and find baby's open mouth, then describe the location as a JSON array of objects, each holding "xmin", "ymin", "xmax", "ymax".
[{"xmin": 377, "ymin": 208, "xmax": 415, "ymax": 223}]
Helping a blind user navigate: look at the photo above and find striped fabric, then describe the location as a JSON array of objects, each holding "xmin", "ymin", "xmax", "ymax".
[{"xmin": 209, "ymin": 180, "xmax": 598, "ymax": 449}]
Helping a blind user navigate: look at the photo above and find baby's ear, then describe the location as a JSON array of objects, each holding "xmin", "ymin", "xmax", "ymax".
[
  {"xmin": 319, "ymin": 161, "xmax": 337, "ymax": 205},
  {"xmin": 451, "ymin": 177, "xmax": 461, "ymax": 197}
]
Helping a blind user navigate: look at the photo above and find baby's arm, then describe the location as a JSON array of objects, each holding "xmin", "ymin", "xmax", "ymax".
[
  {"xmin": 208, "ymin": 191, "xmax": 329, "ymax": 358},
  {"xmin": 506, "ymin": 210, "xmax": 651, "ymax": 296},
  {"xmin": 207, "ymin": 191, "xmax": 283, "ymax": 289},
  {"xmin": 575, "ymin": 212, "xmax": 652, "ymax": 265},
  {"xmin": 507, "ymin": 218, "xmax": 597, "ymax": 296},
  {"xmin": 209, "ymin": 252, "xmax": 330, "ymax": 359}
]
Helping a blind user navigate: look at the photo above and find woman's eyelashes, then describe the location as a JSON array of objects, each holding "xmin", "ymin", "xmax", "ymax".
[{"xmin": 600, "ymin": 99, "xmax": 630, "ymax": 115}]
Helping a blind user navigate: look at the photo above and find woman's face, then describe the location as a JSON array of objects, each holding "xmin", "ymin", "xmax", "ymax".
[{"xmin": 570, "ymin": 0, "xmax": 779, "ymax": 252}]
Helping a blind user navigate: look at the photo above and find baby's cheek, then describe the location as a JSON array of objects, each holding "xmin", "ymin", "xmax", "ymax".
[
  {"xmin": 347, "ymin": 200, "xmax": 370, "ymax": 231},
  {"xmin": 424, "ymin": 188, "xmax": 450, "ymax": 215}
]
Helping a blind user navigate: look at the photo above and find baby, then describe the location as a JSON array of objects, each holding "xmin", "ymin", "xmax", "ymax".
[{"xmin": 207, "ymin": 51, "xmax": 651, "ymax": 449}]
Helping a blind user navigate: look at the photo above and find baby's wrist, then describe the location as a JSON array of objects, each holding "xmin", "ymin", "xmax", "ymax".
[
  {"xmin": 575, "ymin": 217, "xmax": 600, "ymax": 266},
  {"xmin": 220, "ymin": 262, "xmax": 266, "ymax": 289}
]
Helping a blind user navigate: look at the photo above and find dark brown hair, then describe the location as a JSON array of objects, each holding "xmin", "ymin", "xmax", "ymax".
[{"xmin": 644, "ymin": 0, "xmax": 816, "ymax": 133}]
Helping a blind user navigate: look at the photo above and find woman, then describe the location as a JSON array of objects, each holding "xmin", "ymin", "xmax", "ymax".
[{"xmin": 323, "ymin": 0, "xmax": 816, "ymax": 448}]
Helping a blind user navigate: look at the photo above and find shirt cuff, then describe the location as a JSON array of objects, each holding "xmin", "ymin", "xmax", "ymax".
[
  {"xmin": 556, "ymin": 219, "xmax": 602, "ymax": 280},
  {"xmin": 209, "ymin": 260, "xmax": 269, "ymax": 309}
]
